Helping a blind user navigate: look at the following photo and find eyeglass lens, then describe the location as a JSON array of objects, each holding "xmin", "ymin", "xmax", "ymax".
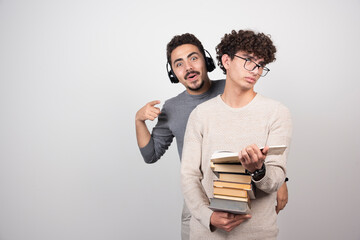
[{"xmin": 244, "ymin": 60, "xmax": 268, "ymax": 77}]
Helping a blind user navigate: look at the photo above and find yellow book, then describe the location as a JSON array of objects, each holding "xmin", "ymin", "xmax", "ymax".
[
  {"xmin": 213, "ymin": 194, "xmax": 249, "ymax": 203},
  {"xmin": 213, "ymin": 180, "xmax": 251, "ymax": 190},
  {"xmin": 210, "ymin": 162, "xmax": 245, "ymax": 173},
  {"xmin": 214, "ymin": 180, "xmax": 255, "ymax": 199},
  {"xmin": 213, "ymin": 186, "xmax": 248, "ymax": 198},
  {"xmin": 218, "ymin": 173, "xmax": 252, "ymax": 184}
]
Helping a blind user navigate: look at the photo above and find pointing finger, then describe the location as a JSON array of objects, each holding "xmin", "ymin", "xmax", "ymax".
[{"xmin": 148, "ymin": 100, "xmax": 161, "ymax": 106}]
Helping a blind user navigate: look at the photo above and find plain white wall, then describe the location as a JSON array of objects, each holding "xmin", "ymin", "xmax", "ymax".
[{"xmin": 1, "ymin": 0, "xmax": 360, "ymax": 239}]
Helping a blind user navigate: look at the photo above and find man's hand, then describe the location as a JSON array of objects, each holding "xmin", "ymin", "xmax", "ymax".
[
  {"xmin": 135, "ymin": 100, "xmax": 161, "ymax": 148},
  {"xmin": 135, "ymin": 100, "xmax": 161, "ymax": 122},
  {"xmin": 210, "ymin": 211, "xmax": 251, "ymax": 232},
  {"xmin": 276, "ymin": 182, "xmax": 288, "ymax": 214},
  {"xmin": 239, "ymin": 144, "xmax": 268, "ymax": 173}
]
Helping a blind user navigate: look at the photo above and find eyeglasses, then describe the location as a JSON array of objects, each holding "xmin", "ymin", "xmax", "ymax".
[{"xmin": 234, "ymin": 55, "xmax": 270, "ymax": 77}]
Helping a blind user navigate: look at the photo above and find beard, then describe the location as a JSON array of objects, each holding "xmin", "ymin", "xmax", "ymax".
[{"xmin": 187, "ymin": 79, "xmax": 205, "ymax": 92}]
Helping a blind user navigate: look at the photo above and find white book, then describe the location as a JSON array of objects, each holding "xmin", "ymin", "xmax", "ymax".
[{"xmin": 211, "ymin": 145, "xmax": 287, "ymax": 163}]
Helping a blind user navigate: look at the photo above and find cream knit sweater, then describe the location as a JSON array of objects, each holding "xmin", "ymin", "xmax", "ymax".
[{"xmin": 181, "ymin": 94, "xmax": 292, "ymax": 240}]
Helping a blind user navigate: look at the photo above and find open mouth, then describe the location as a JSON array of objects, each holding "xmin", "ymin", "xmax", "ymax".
[
  {"xmin": 185, "ymin": 71, "xmax": 200, "ymax": 80},
  {"xmin": 188, "ymin": 74, "xmax": 196, "ymax": 79}
]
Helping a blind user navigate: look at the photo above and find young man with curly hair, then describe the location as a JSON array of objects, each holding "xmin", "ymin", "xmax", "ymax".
[
  {"xmin": 181, "ymin": 30, "xmax": 292, "ymax": 239},
  {"xmin": 135, "ymin": 32, "xmax": 289, "ymax": 240}
]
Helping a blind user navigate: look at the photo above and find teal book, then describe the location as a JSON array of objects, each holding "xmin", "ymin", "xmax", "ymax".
[{"xmin": 209, "ymin": 197, "xmax": 250, "ymax": 214}]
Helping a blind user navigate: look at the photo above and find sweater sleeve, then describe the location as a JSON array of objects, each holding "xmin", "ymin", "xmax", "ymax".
[
  {"xmin": 139, "ymin": 104, "xmax": 174, "ymax": 164},
  {"xmin": 181, "ymin": 108, "xmax": 214, "ymax": 231},
  {"xmin": 254, "ymin": 103, "xmax": 293, "ymax": 193}
]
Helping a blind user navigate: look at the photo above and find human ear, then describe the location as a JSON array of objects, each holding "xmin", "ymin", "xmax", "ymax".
[{"xmin": 221, "ymin": 54, "xmax": 231, "ymax": 70}]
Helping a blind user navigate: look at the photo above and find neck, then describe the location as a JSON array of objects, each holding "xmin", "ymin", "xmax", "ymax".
[{"xmin": 221, "ymin": 83, "xmax": 256, "ymax": 108}]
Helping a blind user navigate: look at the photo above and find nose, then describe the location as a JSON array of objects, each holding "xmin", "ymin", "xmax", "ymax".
[
  {"xmin": 250, "ymin": 66, "xmax": 261, "ymax": 76},
  {"xmin": 184, "ymin": 61, "xmax": 193, "ymax": 72}
]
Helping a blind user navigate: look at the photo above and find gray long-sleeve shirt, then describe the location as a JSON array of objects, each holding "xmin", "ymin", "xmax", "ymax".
[{"xmin": 140, "ymin": 80, "xmax": 226, "ymax": 163}]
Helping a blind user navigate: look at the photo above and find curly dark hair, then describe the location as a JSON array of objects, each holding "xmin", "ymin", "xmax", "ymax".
[
  {"xmin": 216, "ymin": 30, "xmax": 277, "ymax": 74},
  {"xmin": 166, "ymin": 33, "xmax": 205, "ymax": 64}
]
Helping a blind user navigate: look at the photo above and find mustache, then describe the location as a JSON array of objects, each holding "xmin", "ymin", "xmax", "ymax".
[{"xmin": 184, "ymin": 71, "xmax": 200, "ymax": 80}]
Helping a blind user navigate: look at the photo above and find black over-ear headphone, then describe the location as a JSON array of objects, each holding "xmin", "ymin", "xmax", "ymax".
[{"xmin": 166, "ymin": 49, "xmax": 216, "ymax": 84}]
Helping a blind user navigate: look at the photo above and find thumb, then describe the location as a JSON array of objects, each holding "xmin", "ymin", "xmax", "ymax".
[
  {"xmin": 261, "ymin": 145, "xmax": 269, "ymax": 155},
  {"xmin": 275, "ymin": 206, "xmax": 280, "ymax": 214}
]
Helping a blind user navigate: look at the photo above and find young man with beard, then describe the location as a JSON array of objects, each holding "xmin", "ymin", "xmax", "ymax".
[
  {"xmin": 181, "ymin": 30, "xmax": 292, "ymax": 239},
  {"xmin": 135, "ymin": 33, "xmax": 289, "ymax": 240}
]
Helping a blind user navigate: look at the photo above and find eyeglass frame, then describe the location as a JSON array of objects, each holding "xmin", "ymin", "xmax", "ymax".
[{"xmin": 233, "ymin": 54, "xmax": 270, "ymax": 77}]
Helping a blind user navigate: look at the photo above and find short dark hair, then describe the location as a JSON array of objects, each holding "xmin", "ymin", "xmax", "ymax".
[
  {"xmin": 216, "ymin": 30, "xmax": 277, "ymax": 74},
  {"xmin": 166, "ymin": 33, "xmax": 205, "ymax": 64}
]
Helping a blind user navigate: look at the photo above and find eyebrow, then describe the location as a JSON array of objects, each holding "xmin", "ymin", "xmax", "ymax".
[
  {"xmin": 243, "ymin": 54, "xmax": 256, "ymax": 60},
  {"xmin": 243, "ymin": 54, "xmax": 265, "ymax": 66},
  {"xmin": 173, "ymin": 52, "xmax": 199, "ymax": 65},
  {"xmin": 187, "ymin": 52, "xmax": 199, "ymax": 58}
]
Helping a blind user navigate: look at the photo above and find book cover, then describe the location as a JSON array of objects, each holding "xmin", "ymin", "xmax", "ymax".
[
  {"xmin": 265, "ymin": 145, "xmax": 287, "ymax": 155},
  {"xmin": 218, "ymin": 173, "xmax": 252, "ymax": 184},
  {"xmin": 209, "ymin": 198, "xmax": 250, "ymax": 214},
  {"xmin": 213, "ymin": 194, "xmax": 249, "ymax": 203},
  {"xmin": 213, "ymin": 181, "xmax": 256, "ymax": 199},
  {"xmin": 210, "ymin": 145, "xmax": 286, "ymax": 164},
  {"xmin": 213, "ymin": 180, "xmax": 251, "ymax": 190},
  {"xmin": 211, "ymin": 151, "xmax": 240, "ymax": 164},
  {"xmin": 213, "ymin": 186, "xmax": 248, "ymax": 198},
  {"xmin": 210, "ymin": 162, "xmax": 246, "ymax": 173}
]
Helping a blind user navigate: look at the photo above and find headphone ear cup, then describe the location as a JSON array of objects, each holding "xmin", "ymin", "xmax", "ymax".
[
  {"xmin": 204, "ymin": 49, "xmax": 216, "ymax": 72},
  {"xmin": 167, "ymin": 63, "xmax": 179, "ymax": 83},
  {"xmin": 205, "ymin": 57, "xmax": 216, "ymax": 72},
  {"xmin": 169, "ymin": 69, "xmax": 179, "ymax": 83}
]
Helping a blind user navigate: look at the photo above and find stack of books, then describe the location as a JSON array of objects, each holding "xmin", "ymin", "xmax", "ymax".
[
  {"xmin": 209, "ymin": 151, "xmax": 254, "ymax": 214},
  {"xmin": 208, "ymin": 146, "xmax": 288, "ymax": 214}
]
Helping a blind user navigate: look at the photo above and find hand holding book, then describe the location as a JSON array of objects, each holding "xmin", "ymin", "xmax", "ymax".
[
  {"xmin": 211, "ymin": 145, "xmax": 286, "ymax": 164},
  {"xmin": 240, "ymin": 145, "xmax": 287, "ymax": 173},
  {"xmin": 210, "ymin": 211, "xmax": 251, "ymax": 232},
  {"xmin": 239, "ymin": 144, "xmax": 267, "ymax": 173},
  {"xmin": 209, "ymin": 145, "xmax": 287, "ymax": 215}
]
